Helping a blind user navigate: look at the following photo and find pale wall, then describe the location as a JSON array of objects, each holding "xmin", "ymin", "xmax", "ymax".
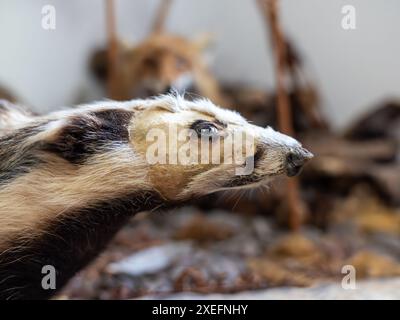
[{"xmin": 0, "ymin": 0, "xmax": 399, "ymax": 129}]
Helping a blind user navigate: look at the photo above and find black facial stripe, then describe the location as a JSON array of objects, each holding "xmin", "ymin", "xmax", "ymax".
[
  {"xmin": 0, "ymin": 109, "xmax": 134, "ymax": 183},
  {"xmin": 0, "ymin": 191, "xmax": 168, "ymax": 300},
  {"xmin": 254, "ymin": 146, "xmax": 264, "ymax": 164},
  {"xmin": 190, "ymin": 119, "xmax": 211, "ymax": 129},
  {"xmin": 222, "ymin": 147, "xmax": 266, "ymax": 189},
  {"xmin": 42, "ymin": 109, "xmax": 133, "ymax": 164},
  {"xmin": 0, "ymin": 123, "xmax": 46, "ymax": 184},
  {"xmin": 0, "ymin": 156, "xmax": 43, "ymax": 185},
  {"xmin": 190, "ymin": 119, "xmax": 227, "ymax": 129},
  {"xmin": 214, "ymin": 119, "xmax": 228, "ymax": 128},
  {"xmin": 223, "ymin": 174, "xmax": 263, "ymax": 188}
]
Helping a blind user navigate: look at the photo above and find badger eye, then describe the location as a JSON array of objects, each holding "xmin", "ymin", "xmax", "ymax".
[
  {"xmin": 191, "ymin": 121, "xmax": 219, "ymax": 137},
  {"xmin": 200, "ymin": 125, "xmax": 218, "ymax": 136}
]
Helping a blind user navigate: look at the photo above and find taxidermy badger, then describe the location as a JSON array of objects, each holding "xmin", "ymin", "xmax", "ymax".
[{"xmin": 0, "ymin": 95, "xmax": 312, "ymax": 299}]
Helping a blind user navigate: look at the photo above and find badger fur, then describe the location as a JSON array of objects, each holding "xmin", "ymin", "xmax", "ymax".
[{"xmin": 0, "ymin": 95, "xmax": 312, "ymax": 299}]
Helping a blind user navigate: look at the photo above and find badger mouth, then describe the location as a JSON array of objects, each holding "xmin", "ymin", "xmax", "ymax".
[
  {"xmin": 222, "ymin": 145, "xmax": 313, "ymax": 190},
  {"xmin": 222, "ymin": 148, "xmax": 278, "ymax": 189},
  {"xmin": 223, "ymin": 144, "xmax": 313, "ymax": 189},
  {"xmin": 222, "ymin": 174, "xmax": 267, "ymax": 189}
]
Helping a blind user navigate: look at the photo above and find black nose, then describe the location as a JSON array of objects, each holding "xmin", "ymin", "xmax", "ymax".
[{"xmin": 285, "ymin": 148, "xmax": 313, "ymax": 177}]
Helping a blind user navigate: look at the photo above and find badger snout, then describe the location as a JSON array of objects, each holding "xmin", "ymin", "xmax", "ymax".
[
  {"xmin": 285, "ymin": 147, "xmax": 313, "ymax": 177},
  {"xmin": 256, "ymin": 126, "xmax": 313, "ymax": 178}
]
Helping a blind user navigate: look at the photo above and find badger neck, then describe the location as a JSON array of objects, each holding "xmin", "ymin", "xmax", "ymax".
[{"xmin": 0, "ymin": 191, "xmax": 165, "ymax": 300}]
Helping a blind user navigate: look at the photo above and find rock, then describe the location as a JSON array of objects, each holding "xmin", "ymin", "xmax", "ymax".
[
  {"xmin": 345, "ymin": 101, "xmax": 400, "ymax": 141},
  {"xmin": 173, "ymin": 213, "xmax": 235, "ymax": 243},
  {"xmin": 247, "ymin": 259, "xmax": 313, "ymax": 287},
  {"xmin": 355, "ymin": 209, "xmax": 400, "ymax": 235},
  {"xmin": 268, "ymin": 233, "xmax": 322, "ymax": 260},
  {"xmin": 107, "ymin": 242, "xmax": 192, "ymax": 276},
  {"xmin": 346, "ymin": 251, "xmax": 400, "ymax": 279}
]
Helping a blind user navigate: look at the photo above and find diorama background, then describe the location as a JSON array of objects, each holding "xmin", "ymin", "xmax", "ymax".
[{"xmin": 0, "ymin": 0, "xmax": 399, "ymax": 128}]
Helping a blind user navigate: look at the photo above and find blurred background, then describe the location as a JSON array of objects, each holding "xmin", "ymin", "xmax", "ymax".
[
  {"xmin": 1, "ymin": 0, "xmax": 400, "ymax": 128},
  {"xmin": 0, "ymin": 0, "xmax": 399, "ymax": 299}
]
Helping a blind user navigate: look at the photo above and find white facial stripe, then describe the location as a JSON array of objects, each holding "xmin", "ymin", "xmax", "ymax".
[
  {"xmin": 262, "ymin": 127, "xmax": 301, "ymax": 148},
  {"xmin": 188, "ymin": 101, "xmax": 247, "ymax": 125}
]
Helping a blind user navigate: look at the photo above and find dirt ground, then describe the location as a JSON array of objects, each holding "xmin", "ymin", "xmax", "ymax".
[{"xmin": 60, "ymin": 188, "xmax": 400, "ymax": 299}]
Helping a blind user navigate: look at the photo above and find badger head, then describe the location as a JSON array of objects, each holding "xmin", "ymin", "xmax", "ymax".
[{"xmin": 129, "ymin": 94, "xmax": 313, "ymax": 200}]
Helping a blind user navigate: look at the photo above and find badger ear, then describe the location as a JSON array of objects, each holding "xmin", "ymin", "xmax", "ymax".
[{"xmin": 42, "ymin": 110, "xmax": 133, "ymax": 164}]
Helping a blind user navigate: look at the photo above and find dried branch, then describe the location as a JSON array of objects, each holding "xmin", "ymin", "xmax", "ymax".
[
  {"xmin": 285, "ymin": 41, "xmax": 328, "ymax": 129},
  {"xmin": 151, "ymin": 0, "xmax": 173, "ymax": 34},
  {"xmin": 258, "ymin": 0, "xmax": 304, "ymax": 230},
  {"xmin": 105, "ymin": 0, "xmax": 120, "ymax": 99}
]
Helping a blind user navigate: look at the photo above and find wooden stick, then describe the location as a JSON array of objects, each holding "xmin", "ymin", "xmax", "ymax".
[
  {"xmin": 151, "ymin": 0, "xmax": 173, "ymax": 34},
  {"xmin": 106, "ymin": 0, "xmax": 119, "ymax": 99},
  {"xmin": 258, "ymin": 0, "xmax": 303, "ymax": 230}
]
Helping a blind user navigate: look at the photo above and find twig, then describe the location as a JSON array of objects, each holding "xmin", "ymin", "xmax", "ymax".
[
  {"xmin": 258, "ymin": 0, "xmax": 304, "ymax": 231},
  {"xmin": 285, "ymin": 41, "xmax": 328, "ymax": 129},
  {"xmin": 106, "ymin": 0, "xmax": 119, "ymax": 99},
  {"xmin": 151, "ymin": 0, "xmax": 173, "ymax": 34}
]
